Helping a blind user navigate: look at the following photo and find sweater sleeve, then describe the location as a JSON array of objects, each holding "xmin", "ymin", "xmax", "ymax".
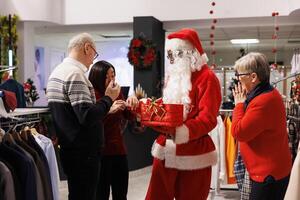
[
  {"xmin": 231, "ymin": 100, "xmax": 268, "ymax": 142},
  {"xmin": 175, "ymin": 75, "xmax": 222, "ymax": 144},
  {"xmin": 66, "ymin": 73, "xmax": 112, "ymax": 127}
]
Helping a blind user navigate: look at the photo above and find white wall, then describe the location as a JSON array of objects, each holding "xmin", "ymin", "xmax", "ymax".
[{"xmin": 0, "ymin": 0, "xmax": 63, "ymax": 24}]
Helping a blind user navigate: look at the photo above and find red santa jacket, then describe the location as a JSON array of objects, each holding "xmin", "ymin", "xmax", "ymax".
[{"xmin": 152, "ymin": 64, "xmax": 222, "ymax": 170}]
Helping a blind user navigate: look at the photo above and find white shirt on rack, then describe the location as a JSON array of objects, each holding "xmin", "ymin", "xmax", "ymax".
[
  {"xmin": 284, "ymin": 143, "xmax": 300, "ymax": 200},
  {"xmin": 291, "ymin": 53, "xmax": 300, "ymax": 74},
  {"xmin": 34, "ymin": 133, "xmax": 60, "ymax": 200}
]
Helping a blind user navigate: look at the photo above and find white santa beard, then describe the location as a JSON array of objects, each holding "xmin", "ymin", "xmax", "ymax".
[{"xmin": 163, "ymin": 57, "xmax": 192, "ymax": 120}]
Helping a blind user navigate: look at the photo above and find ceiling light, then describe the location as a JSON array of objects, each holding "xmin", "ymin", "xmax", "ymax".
[{"xmin": 230, "ymin": 39, "xmax": 259, "ymax": 44}]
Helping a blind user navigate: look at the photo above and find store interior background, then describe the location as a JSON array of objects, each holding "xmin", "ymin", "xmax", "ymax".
[{"xmin": 1, "ymin": 0, "xmax": 300, "ymax": 171}]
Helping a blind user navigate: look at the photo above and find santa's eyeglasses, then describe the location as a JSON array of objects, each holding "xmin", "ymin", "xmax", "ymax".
[{"xmin": 166, "ymin": 49, "xmax": 195, "ymax": 61}]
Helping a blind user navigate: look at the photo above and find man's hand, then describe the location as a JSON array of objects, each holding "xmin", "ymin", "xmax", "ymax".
[
  {"xmin": 105, "ymin": 81, "xmax": 121, "ymax": 101},
  {"xmin": 232, "ymin": 82, "xmax": 246, "ymax": 105},
  {"xmin": 126, "ymin": 95, "xmax": 139, "ymax": 110},
  {"xmin": 109, "ymin": 100, "xmax": 126, "ymax": 114}
]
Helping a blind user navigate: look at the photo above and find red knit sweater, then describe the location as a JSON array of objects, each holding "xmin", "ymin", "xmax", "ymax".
[
  {"xmin": 95, "ymin": 90, "xmax": 135, "ymax": 155},
  {"xmin": 232, "ymin": 89, "xmax": 292, "ymax": 182}
]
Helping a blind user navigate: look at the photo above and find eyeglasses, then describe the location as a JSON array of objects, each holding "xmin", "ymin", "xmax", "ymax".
[
  {"xmin": 235, "ymin": 72, "xmax": 251, "ymax": 77},
  {"xmin": 90, "ymin": 45, "xmax": 99, "ymax": 60}
]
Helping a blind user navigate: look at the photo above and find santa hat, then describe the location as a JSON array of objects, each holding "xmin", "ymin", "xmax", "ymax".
[{"xmin": 166, "ymin": 28, "xmax": 208, "ymax": 70}]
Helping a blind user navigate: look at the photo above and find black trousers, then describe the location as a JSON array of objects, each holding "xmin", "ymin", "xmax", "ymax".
[
  {"xmin": 60, "ymin": 149, "xmax": 101, "ymax": 200},
  {"xmin": 250, "ymin": 175, "xmax": 290, "ymax": 200},
  {"xmin": 96, "ymin": 155, "xmax": 129, "ymax": 200}
]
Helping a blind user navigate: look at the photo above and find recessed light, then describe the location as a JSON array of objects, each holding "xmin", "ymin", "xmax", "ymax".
[{"xmin": 230, "ymin": 39, "xmax": 259, "ymax": 44}]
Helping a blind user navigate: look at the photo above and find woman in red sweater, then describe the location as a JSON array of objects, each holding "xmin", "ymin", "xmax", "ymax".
[
  {"xmin": 89, "ymin": 60, "xmax": 138, "ymax": 200},
  {"xmin": 232, "ymin": 52, "xmax": 292, "ymax": 200}
]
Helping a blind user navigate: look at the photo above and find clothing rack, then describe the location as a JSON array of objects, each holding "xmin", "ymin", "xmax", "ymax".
[
  {"xmin": 0, "ymin": 66, "xmax": 16, "ymax": 73},
  {"xmin": 0, "ymin": 108, "xmax": 49, "ymax": 128},
  {"xmin": 272, "ymin": 71, "xmax": 300, "ymax": 85}
]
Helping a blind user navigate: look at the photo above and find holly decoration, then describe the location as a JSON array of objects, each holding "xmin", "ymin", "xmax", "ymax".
[{"xmin": 23, "ymin": 78, "xmax": 39, "ymax": 104}]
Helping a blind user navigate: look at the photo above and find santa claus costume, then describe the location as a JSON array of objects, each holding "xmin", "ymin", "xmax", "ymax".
[{"xmin": 145, "ymin": 29, "xmax": 222, "ymax": 200}]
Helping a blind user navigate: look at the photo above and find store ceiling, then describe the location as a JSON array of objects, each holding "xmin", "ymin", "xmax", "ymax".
[{"xmin": 34, "ymin": 15, "xmax": 300, "ymax": 52}]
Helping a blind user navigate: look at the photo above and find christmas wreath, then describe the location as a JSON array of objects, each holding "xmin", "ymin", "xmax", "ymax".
[{"xmin": 127, "ymin": 36, "xmax": 156, "ymax": 69}]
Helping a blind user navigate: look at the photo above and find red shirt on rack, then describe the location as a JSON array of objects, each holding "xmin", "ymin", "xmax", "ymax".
[{"xmin": 232, "ymin": 89, "xmax": 292, "ymax": 182}]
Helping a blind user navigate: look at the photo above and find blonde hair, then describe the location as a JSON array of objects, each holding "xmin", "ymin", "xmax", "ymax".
[
  {"xmin": 67, "ymin": 33, "xmax": 95, "ymax": 53},
  {"xmin": 234, "ymin": 52, "xmax": 270, "ymax": 83}
]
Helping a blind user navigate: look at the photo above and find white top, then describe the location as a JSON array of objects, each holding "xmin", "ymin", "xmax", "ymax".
[{"xmin": 34, "ymin": 134, "xmax": 60, "ymax": 200}]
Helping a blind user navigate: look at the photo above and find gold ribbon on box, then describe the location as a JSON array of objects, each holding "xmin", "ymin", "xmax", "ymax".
[{"xmin": 146, "ymin": 98, "xmax": 166, "ymax": 121}]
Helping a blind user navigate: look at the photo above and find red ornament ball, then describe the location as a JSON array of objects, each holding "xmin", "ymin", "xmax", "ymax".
[
  {"xmin": 272, "ymin": 48, "xmax": 277, "ymax": 53},
  {"xmin": 212, "ymin": 50, "xmax": 216, "ymax": 55},
  {"xmin": 276, "ymin": 12, "xmax": 279, "ymax": 16},
  {"xmin": 211, "ymin": 25, "xmax": 215, "ymax": 30},
  {"xmin": 272, "ymin": 34, "xmax": 277, "ymax": 39},
  {"xmin": 210, "ymin": 10, "xmax": 214, "ymax": 14},
  {"xmin": 212, "ymin": 2, "xmax": 216, "ymax": 6},
  {"xmin": 213, "ymin": 19, "xmax": 217, "ymax": 23},
  {"xmin": 272, "ymin": 12, "xmax": 276, "ymax": 17},
  {"xmin": 210, "ymin": 34, "xmax": 214, "ymax": 38},
  {"xmin": 275, "ymin": 26, "xmax": 279, "ymax": 31},
  {"xmin": 210, "ymin": 41, "xmax": 214, "ymax": 45}
]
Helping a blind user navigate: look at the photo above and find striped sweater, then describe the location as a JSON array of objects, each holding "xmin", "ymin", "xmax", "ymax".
[{"xmin": 47, "ymin": 57, "xmax": 112, "ymax": 155}]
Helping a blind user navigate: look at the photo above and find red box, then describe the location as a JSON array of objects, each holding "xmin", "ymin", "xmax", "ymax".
[{"xmin": 138, "ymin": 98, "xmax": 183, "ymax": 127}]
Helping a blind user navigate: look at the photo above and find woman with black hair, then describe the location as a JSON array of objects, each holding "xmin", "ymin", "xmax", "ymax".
[{"xmin": 89, "ymin": 60, "xmax": 138, "ymax": 200}]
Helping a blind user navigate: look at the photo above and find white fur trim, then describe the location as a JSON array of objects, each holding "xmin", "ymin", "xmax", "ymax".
[
  {"xmin": 166, "ymin": 38, "xmax": 193, "ymax": 51},
  {"xmin": 151, "ymin": 140, "xmax": 218, "ymax": 170},
  {"xmin": 166, "ymin": 150, "xmax": 218, "ymax": 170},
  {"xmin": 175, "ymin": 124, "xmax": 189, "ymax": 144},
  {"xmin": 201, "ymin": 53, "xmax": 209, "ymax": 63},
  {"xmin": 165, "ymin": 139, "xmax": 177, "ymax": 167},
  {"xmin": 151, "ymin": 141, "xmax": 165, "ymax": 160}
]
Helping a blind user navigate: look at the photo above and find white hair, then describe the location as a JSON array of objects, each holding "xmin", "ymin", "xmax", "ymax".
[{"xmin": 67, "ymin": 33, "xmax": 95, "ymax": 53}]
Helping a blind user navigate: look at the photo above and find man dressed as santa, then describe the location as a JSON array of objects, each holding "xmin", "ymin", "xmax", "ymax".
[{"xmin": 145, "ymin": 28, "xmax": 222, "ymax": 200}]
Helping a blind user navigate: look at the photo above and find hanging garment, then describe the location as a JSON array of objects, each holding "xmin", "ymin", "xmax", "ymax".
[
  {"xmin": 33, "ymin": 133, "xmax": 60, "ymax": 200},
  {"xmin": 209, "ymin": 116, "xmax": 223, "ymax": 190},
  {"xmin": 0, "ymin": 161, "xmax": 16, "ymax": 200},
  {"xmin": 291, "ymin": 53, "xmax": 300, "ymax": 74},
  {"xmin": 225, "ymin": 116, "xmax": 237, "ymax": 184},
  {"xmin": 234, "ymin": 150, "xmax": 251, "ymax": 200},
  {"xmin": 284, "ymin": 143, "xmax": 300, "ymax": 200},
  {"xmin": 0, "ymin": 79, "xmax": 26, "ymax": 108}
]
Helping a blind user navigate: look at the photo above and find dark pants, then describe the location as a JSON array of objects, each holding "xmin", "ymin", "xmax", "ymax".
[
  {"xmin": 250, "ymin": 175, "xmax": 290, "ymax": 200},
  {"xmin": 60, "ymin": 150, "xmax": 101, "ymax": 200},
  {"xmin": 96, "ymin": 155, "xmax": 129, "ymax": 200}
]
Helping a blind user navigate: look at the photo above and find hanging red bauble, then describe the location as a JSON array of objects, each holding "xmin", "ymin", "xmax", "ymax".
[
  {"xmin": 272, "ymin": 48, "xmax": 277, "ymax": 53},
  {"xmin": 212, "ymin": 2, "xmax": 216, "ymax": 6},
  {"xmin": 272, "ymin": 12, "xmax": 276, "ymax": 17},
  {"xmin": 210, "ymin": 10, "xmax": 214, "ymax": 14},
  {"xmin": 211, "ymin": 25, "xmax": 215, "ymax": 30},
  {"xmin": 276, "ymin": 12, "xmax": 279, "ymax": 16},
  {"xmin": 271, "ymin": 63, "xmax": 278, "ymax": 69},
  {"xmin": 210, "ymin": 33, "xmax": 214, "ymax": 38},
  {"xmin": 272, "ymin": 34, "xmax": 277, "ymax": 39},
  {"xmin": 212, "ymin": 50, "xmax": 216, "ymax": 55},
  {"xmin": 275, "ymin": 26, "xmax": 279, "ymax": 31},
  {"xmin": 213, "ymin": 19, "xmax": 217, "ymax": 23},
  {"xmin": 210, "ymin": 41, "xmax": 214, "ymax": 45}
]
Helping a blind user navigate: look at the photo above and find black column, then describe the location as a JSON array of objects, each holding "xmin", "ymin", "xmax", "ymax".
[
  {"xmin": 124, "ymin": 16, "xmax": 165, "ymax": 171},
  {"xmin": 133, "ymin": 16, "xmax": 165, "ymax": 98}
]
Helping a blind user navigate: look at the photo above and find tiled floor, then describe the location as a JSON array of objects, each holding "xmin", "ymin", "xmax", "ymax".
[{"xmin": 59, "ymin": 166, "xmax": 240, "ymax": 200}]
